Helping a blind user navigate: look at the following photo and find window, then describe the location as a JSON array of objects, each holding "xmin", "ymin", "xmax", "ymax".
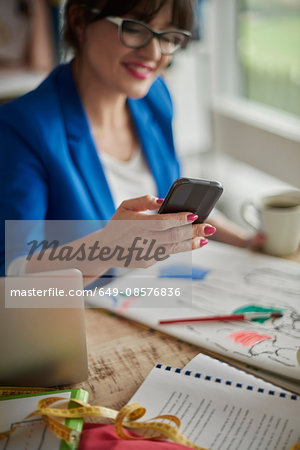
[
  {"xmin": 209, "ymin": 0, "xmax": 300, "ymax": 188},
  {"xmin": 164, "ymin": 0, "xmax": 212, "ymax": 159},
  {"xmin": 237, "ymin": 0, "xmax": 300, "ymax": 117}
]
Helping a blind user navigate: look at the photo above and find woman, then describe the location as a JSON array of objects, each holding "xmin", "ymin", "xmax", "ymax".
[{"xmin": 0, "ymin": 0, "xmax": 260, "ymax": 282}]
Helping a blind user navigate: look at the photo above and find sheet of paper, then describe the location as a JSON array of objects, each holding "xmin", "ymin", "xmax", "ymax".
[
  {"xmin": 0, "ymin": 392, "xmax": 71, "ymax": 450},
  {"xmin": 87, "ymin": 241, "xmax": 300, "ymax": 382},
  {"xmin": 130, "ymin": 365, "xmax": 300, "ymax": 450}
]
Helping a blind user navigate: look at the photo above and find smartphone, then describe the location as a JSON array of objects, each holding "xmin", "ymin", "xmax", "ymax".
[{"xmin": 158, "ymin": 177, "xmax": 223, "ymax": 223}]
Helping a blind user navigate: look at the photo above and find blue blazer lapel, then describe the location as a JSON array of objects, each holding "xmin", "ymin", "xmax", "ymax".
[{"xmin": 55, "ymin": 64, "xmax": 115, "ymax": 220}]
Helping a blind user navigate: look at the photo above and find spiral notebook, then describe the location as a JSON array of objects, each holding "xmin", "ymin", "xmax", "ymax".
[{"xmin": 130, "ymin": 364, "xmax": 300, "ymax": 450}]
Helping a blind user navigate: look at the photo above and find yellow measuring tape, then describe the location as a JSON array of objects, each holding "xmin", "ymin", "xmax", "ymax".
[
  {"xmin": 1, "ymin": 387, "xmax": 299, "ymax": 450},
  {"xmin": 0, "ymin": 387, "xmax": 207, "ymax": 450}
]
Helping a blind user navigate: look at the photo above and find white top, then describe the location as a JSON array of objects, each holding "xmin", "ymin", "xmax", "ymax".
[{"xmin": 100, "ymin": 148, "xmax": 157, "ymax": 208}]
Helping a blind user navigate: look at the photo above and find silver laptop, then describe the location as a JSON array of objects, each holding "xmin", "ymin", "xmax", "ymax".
[{"xmin": 0, "ymin": 269, "xmax": 88, "ymax": 387}]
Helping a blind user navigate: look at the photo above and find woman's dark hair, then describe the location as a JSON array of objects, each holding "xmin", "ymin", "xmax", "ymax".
[{"xmin": 63, "ymin": 0, "xmax": 194, "ymax": 52}]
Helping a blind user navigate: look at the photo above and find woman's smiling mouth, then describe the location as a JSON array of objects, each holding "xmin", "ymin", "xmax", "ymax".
[{"xmin": 122, "ymin": 62, "xmax": 154, "ymax": 79}]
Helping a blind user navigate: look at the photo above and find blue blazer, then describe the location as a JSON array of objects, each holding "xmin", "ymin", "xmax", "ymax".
[{"xmin": 0, "ymin": 63, "xmax": 180, "ymax": 274}]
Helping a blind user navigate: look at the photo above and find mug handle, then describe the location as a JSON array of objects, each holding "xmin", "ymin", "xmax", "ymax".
[{"xmin": 241, "ymin": 201, "xmax": 260, "ymax": 231}]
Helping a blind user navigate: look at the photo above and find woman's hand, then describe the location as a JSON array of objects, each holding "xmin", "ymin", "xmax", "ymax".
[
  {"xmin": 25, "ymin": 195, "xmax": 216, "ymax": 285},
  {"xmin": 208, "ymin": 213, "xmax": 265, "ymax": 250},
  {"xmin": 101, "ymin": 195, "xmax": 216, "ymax": 269},
  {"xmin": 244, "ymin": 232, "xmax": 266, "ymax": 250}
]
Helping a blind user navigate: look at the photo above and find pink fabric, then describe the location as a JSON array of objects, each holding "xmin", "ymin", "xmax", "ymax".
[{"xmin": 79, "ymin": 424, "xmax": 190, "ymax": 450}]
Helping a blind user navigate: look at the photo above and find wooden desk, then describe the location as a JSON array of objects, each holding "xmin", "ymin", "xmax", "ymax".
[
  {"xmin": 73, "ymin": 309, "xmax": 199, "ymax": 414},
  {"xmin": 73, "ymin": 249, "xmax": 300, "ymax": 416}
]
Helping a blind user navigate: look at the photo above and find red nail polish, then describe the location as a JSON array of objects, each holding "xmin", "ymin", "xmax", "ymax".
[
  {"xmin": 200, "ymin": 238, "xmax": 208, "ymax": 247},
  {"xmin": 187, "ymin": 214, "xmax": 198, "ymax": 222},
  {"xmin": 156, "ymin": 198, "xmax": 164, "ymax": 204},
  {"xmin": 257, "ymin": 233, "xmax": 266, "ymax": 243},
  {"xmin": 204, "ymin": 226, "xmax": 216, "ymax": 235}
]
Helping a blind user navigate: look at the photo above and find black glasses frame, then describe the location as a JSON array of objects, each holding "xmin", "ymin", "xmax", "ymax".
[
  {"xmin": 87, "ymin": 8, "xmax": 191, "ymax": 55},
  {"xmin": 105, "ymin": 16, "xmax": 191, "ymax": 55}
]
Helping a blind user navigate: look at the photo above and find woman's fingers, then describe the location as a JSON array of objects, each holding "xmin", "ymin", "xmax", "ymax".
[
  {"xmin": 192, "ymin": 223, "xmax": 216, "ymax": 238},
  {"xmin": 145, "ymin": 224, "xmax": 193, "ymax": 244},
  {"xmin": 114, "ymin": 196, "xmax": 198, "ymax": 229},
  {"xmin": 118, "ymin": 195, "xmax": 164, "ymax": 212},
  {"xmin": 163, "ymin": 236, "xmax": 209, "ymax": 255},
  {"xmin": 115, "ymin": 196, "xmax": 218, "ymax": 232},
  {"xmin": 246, "ymin": 232, "xmax": 266, "ymax": 250},
  {"xmin": 110, "ymin": 197, "xmax": 217, "ymax": 264},
  {"xmin": 145, "ymin": 222, "xmax": 216, "ymax": 244}
]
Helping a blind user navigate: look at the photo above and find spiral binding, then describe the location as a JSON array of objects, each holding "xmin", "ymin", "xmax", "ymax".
[{"xmin": 155, "ymin": 364, "xmax": 298, "ymax": 400}]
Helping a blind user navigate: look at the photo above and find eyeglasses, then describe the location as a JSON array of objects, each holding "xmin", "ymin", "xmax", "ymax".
[{"xmin": 104, "ymin": 16, "xmax": 191, "ymax": 55}]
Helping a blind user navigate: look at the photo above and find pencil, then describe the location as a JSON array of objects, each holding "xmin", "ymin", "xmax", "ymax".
[{"xmin": 158, "ymin": 312, "xmax": 283, "ymax": 325}]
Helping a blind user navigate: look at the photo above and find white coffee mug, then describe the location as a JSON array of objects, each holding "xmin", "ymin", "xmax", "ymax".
[{"xmin": 241, "ymin": 190, "xmax": 300, "ymax": 256}]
